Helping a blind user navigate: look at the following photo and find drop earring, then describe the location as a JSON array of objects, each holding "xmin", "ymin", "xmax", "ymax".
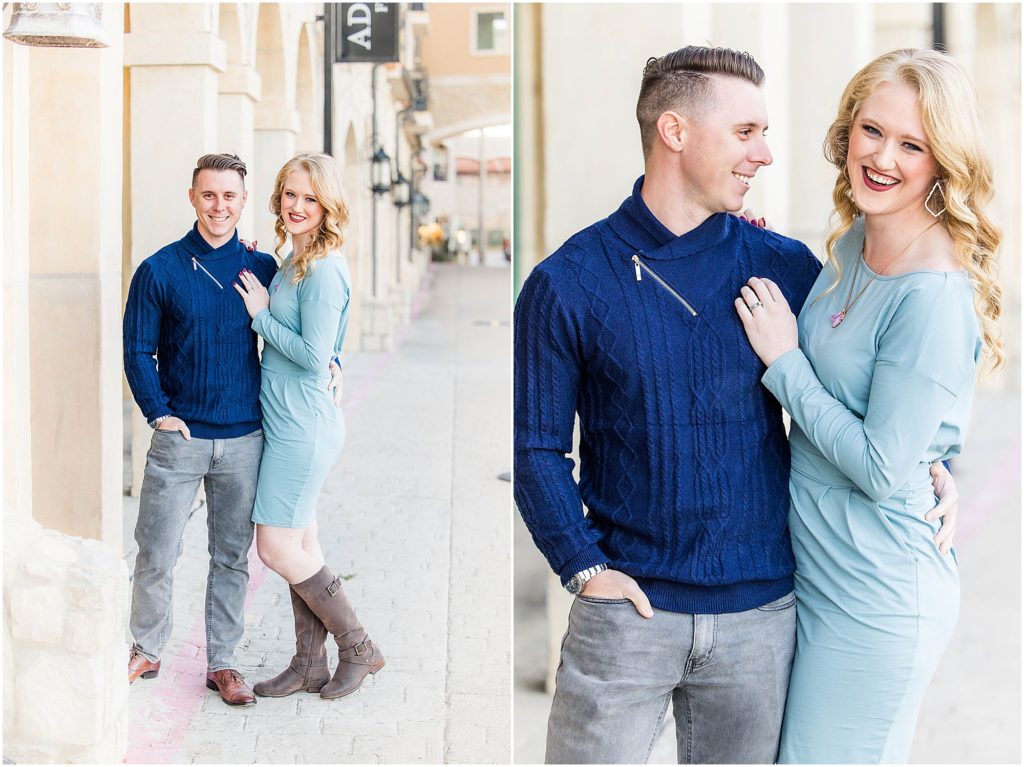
[{"xmin": 925, "ymin": 179, "xmax": 946, "ymax": 218}]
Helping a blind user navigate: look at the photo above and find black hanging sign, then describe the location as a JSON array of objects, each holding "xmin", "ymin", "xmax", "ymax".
[{"xmin": 337, "ymin": 3, "xmax": 401, "ymax": 63}]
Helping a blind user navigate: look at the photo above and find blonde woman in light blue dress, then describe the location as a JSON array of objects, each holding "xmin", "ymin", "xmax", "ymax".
[
  {"xmin": 734, "ymin": 50, "xmax": 1002, "ymax": 762},
  {"xmin": 235, "ymin": 153, "xmax": 384, "ymax": 701}
]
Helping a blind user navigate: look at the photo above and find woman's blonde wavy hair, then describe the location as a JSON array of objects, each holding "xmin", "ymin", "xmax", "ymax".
[
  {"xmin": 821, "ymin": 48, "xmax": 1004, "ymax": 373},
  {"xmin": 270, "ymin": 152, "xmax": 350, "ymax": 283}
]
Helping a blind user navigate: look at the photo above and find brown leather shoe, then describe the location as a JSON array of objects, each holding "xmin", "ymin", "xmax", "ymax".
[
  {"xmin": 128, "ymin": 648, "xmax": 160, "ymax": 684},
  {"xmin": 205, "ymin": 669, "xmax": 256, "ymax": 706},
  {"xmin": 253, "ymin": 586, "xmax": 331, "ymax": 697},
  {"xmin": 291, "ymin": 566, "xmax": 385, "ymax": 700}
]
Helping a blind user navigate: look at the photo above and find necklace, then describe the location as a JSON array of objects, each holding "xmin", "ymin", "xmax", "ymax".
[{"xmin": 830, "ymin": 220, "xmax": 939, "ymax": 328}]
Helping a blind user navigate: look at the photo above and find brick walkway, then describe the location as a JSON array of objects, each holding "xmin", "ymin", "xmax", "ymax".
[{"xmin": 124, "ymin": 263, "xmax": 511, "ymax": 764}]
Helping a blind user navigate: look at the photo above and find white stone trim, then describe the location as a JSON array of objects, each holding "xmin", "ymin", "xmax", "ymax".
[
  {"xmin": 218, "ymin": 63, "xmax": 262, "ymax": 101},
  {"xmin": 124, "ymin": 30, "xmax": 226, "ymax": 71}
]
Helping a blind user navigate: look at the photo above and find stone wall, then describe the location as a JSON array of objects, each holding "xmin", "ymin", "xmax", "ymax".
[{"xmin": 3, "ymin": 517, "xmax": 130, "ymax": 763}]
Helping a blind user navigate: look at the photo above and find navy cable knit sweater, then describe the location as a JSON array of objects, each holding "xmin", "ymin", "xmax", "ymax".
[
  {"xmin": 514, "ymin": 177, "xmax": 822, "ymax": 613},
  {"xmin": 123, "ymin": 224, "xmax": 278, "ymax": 439}
]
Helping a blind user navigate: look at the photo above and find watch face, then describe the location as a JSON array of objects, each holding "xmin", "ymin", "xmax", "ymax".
[{"xmin": 566, "ymin": 576, "xmax": 581, "ymax": 595}]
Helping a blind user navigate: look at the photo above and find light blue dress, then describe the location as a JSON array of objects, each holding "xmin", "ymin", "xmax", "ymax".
[
  {"xmin": 250, "ymin": 251, "xmax": 352, "ymax": 528},
  {"xmin": 762, "ymin": 218, "xmax": 979, "ymax": 763}
]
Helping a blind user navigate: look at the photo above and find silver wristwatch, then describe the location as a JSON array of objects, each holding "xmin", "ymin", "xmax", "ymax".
[
  {"xmin": 149, "ymin": 414, "xmax": 173, "ymax": 429},
  {"xmin": 565, "ymin": 563, "xmax": 609, "ymax": 594}
]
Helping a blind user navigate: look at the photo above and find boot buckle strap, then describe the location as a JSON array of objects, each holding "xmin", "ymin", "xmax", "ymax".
[
  {"xmin": 325, "ymin": 578, "xmax": 342, "ymax": 597},
  {"xmin": 354, "ymin": 641, "xmax": 369, "ymax": 656}
]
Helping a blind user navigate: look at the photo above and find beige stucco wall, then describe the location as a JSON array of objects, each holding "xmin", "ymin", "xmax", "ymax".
[
  {"xmin": 418, "ymin": 3, "xmax": 511, "ymax": 141},
  {"xmin": 420, "ymin": 3, "xmax": 510, "ymax": 78}
]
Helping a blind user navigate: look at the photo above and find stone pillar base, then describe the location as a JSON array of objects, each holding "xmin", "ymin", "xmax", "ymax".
[
  {"xmin": 388, "ymin": 284, "xmax": 412, "ymax": 328},
  {"xmin": 3, "ymin": 517, "xmax": 129, "ymax": 763},
  {"xmin": 404, "ymin": 248, "xmax": 430, "ymax": 291},
  {"xmin": 360, "ymin": 297, "xmax": 395, "ymax": 351}
]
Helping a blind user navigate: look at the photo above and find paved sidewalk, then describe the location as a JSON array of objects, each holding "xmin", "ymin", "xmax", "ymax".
[
  {"xmin": 124, "ymin": 263, "xmax": 511, "ymax": 764},
  {"xmin": 514, "ymin": 385, "xmax": 1022, "ymax": 764}
]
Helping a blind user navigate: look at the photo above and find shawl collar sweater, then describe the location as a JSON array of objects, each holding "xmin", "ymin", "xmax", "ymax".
[
  {"xmin": 514, "ymin": 177, "xmax": 822, "ymax": 613},
  {"xmin": 123, "ymin": 224, "xmax": 278, "ymax": 439}
]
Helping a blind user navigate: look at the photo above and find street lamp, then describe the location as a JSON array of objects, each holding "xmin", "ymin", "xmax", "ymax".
[
  {"xmin": 371, "ymin": 146, "xmax": 392, "ymax": 197},
  {"xmin": 392, "ymin": 170, "xmax": 411, "ymax": 208},
  {"xmin": 412, "ymin": 191, "xmax": 430, "ymax": 219}
]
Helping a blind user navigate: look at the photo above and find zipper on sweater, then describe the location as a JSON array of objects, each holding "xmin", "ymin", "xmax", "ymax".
[
  {"xmin": 630, "ymin": 254, "xmax": 698, "ymax": 317},
  {"xmin": 192, "ymin": 256, "xmax": 224, "ymax": 290}
]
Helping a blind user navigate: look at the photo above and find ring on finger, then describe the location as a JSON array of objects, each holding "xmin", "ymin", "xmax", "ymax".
[{"xmin": 748, "ymin": 300, "xmax": 764, "ymax": 311}]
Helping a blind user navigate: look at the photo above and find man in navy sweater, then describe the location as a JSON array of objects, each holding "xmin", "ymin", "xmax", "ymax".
[
  {"xmin": 516, "ymin": 47, "xmax": 816, "ymax": 762},
  {"xmin": 123, "ymin": 153, "xmax": 337, "ymax": 706}
]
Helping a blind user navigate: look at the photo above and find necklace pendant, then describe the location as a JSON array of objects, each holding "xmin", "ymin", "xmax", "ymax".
[{"xmin": 830, "ymin": 311, "xmax": 846, "ymax": 328}]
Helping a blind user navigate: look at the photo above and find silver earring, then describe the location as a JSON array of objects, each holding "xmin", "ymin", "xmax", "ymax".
[{"xmin": 925, "ymin": 180, "xmax": 946, "ymax": 218}]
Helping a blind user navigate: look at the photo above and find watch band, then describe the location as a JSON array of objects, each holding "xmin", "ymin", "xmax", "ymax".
[
  {"xmin": 149, "ymin": 414, "xmax": 173, "ymax": 429},
  {"xmin": 566, "ymin": 563, "xmax": 609, "ymax": 594}
]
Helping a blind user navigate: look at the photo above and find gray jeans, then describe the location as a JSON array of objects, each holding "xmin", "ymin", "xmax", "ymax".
[
  {"xmin": 129, "ymin": 428, "xmax": 263, "ymax": 671},
  {"xmin": 546, "ymin": 591, "xmax": 797, "ymax": 764}
]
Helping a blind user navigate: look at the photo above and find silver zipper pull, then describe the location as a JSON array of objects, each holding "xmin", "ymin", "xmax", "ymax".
[
  {"xmin": 192, "ymin": 257, "xmax": 198, "ymax": 271},
  {"xmin": 631, "ymin": 255, "xmax": 642, "ymax": 282}
]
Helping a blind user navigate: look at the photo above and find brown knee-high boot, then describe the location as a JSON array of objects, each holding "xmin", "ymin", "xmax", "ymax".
[
  {"xmin": 253, "ymin": 586, "xmax": 331, "ymax": 697},
  {"xmin": 291, "ymin": 566, "xmax": 384, "ymax": 699}
]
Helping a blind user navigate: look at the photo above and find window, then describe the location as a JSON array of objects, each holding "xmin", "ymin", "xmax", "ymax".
[
  {"xmin": 473, "ymin": 9, "xmax": 508, "ymax": 55},
  {"xmin": 433, "ymin": 145, "xmax": 449, "ymax": 182}
]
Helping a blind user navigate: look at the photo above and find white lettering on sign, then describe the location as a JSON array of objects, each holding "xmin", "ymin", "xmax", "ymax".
[
  {"xmin": 374, "ymin": 3, "xmax": 390, "ymax": 12},
  {"xmin": 347, "ymin": 3, "xmax": 372, "ymax": 50}
]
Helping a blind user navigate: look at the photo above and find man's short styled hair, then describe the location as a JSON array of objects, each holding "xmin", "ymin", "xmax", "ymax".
[
  {"xmin": 636, "ymin": 45, "xmax": 765, "ymax": 158},
  {"xmin": 191, "ymin": 153, "xmax": 247, "ymax": 188}
]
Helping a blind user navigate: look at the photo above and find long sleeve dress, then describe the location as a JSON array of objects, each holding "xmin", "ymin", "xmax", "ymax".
[
  {"xmin": 762, "ymin": 217, "xmax": 980, "ymax": 763},
  {"xmin": 250, "ymin": 251, "xmax": 352, "ymax": 528}
]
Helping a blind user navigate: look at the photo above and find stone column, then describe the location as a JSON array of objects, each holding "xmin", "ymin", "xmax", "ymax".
[
  {"xmin": 785, "ymin": 4, "xmax": 873, "ymax": 257},
  {"xmin": 253, "ymin": 106, "xmax": 299, "ymax": 250},
  {"xmin": 340, "ymin": 124, "xmax": 367, "ymax": 352},
  {"xmin": 25, "ymin": 9, "xmax": 126, "ymax": 546},
  {"xmin": 362, "ymin": 186, "xmax": 397, "ymax": 350},
  {"xmin": 219, "ymin": 64, "xmax": 261, "ymax": 242},
  {"xmin": 513, "ymin": 3, "xmax": 542, "ymax": 289},
  {"xmin": 4, "ymin": 6, "xmax": 130, "ymax": 761},
  {"xmin": 3, "ymin": 27, "xmax": 33, "ymax": 522},
  {"xmin": 123, "ymin": 5, "xmax": 224, "ymax": 494}
]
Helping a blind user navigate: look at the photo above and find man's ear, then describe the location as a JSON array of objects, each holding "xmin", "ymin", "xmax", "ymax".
[
  {"xmin": 187, "ymin": 187, "xmax": 196, "ymax": 207},
  {"xmin": 241, "ymin": 189, "xmax": 249, "ymax": 207},
  {"xmin": 655, "ymin": 111, "xmax": 687, "ymax": 154}
]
